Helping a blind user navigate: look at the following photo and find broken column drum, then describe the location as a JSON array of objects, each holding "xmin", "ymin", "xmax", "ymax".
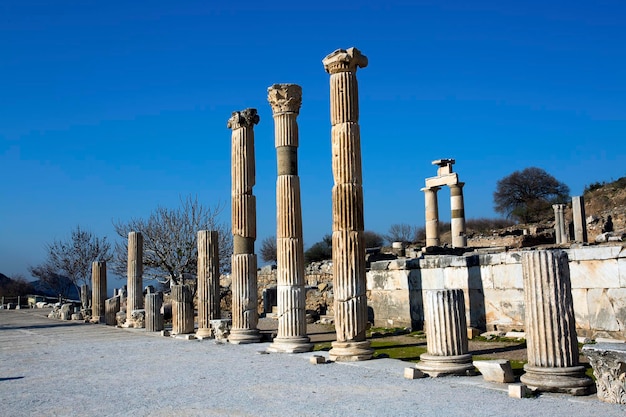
[
  {"xmin": 145, "ymin": 292, "xmax": 164, "ymax": 332},
  {"xmin": 520, "ymin": 249, "xmax": 594, "ymax": 395},
  {"xmin": 196, "ymin": 230, "xmax": 221, "ymax": 338},
  {"xmin": 105, "ymin": 296, "xmax": 120, "ymax": 326},
  {"xmin": 171, "ymin": 284, "xmax": 194, "ymax": 335},
  {"xmin": 416, "ymin": 289, "xmax": 474, "ymax": 377},
  {"xmin": 91, "ymin": 261, "xmax": 107, "ymax": 323},
  {"xmin": 267, "ymin": 83, "xmax": 313, "ymax": 353},
  {"xmin": 323, "ymin": 47, "xmax": 373, "ymax": 361},
  {"xmin": 80, "ymin": 284, "xmax": 91, "ymax": 310},
  {"xmin": 227, "ymin": 108, "xmax": 261, "ymax": 344},
  {"xmin": 126, "ymin": 231, "xmax": 144, "ymax": 322}
]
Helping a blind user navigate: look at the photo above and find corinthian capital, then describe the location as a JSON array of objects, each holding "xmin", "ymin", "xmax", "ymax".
[
  {"xmin": 267, "ymin": 83, "xmax": 302, "ymax": 115},
  {"xmin": 227, "ymin": 108, "xmax": 260, "ymax": 130},
  {"xmin": 322, "ymin": 47, "xmax": 368, "ymax": 74}
]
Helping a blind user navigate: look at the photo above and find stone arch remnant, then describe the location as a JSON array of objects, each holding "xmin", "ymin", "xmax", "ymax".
[{"xmin": 421, "ymin": 159, "xmax": 467, "ymax": 248}]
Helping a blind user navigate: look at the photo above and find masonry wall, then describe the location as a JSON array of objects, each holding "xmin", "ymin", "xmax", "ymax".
[{"xmin": 366, "ymin": 244, "xmax": 626, "ymax": 340}]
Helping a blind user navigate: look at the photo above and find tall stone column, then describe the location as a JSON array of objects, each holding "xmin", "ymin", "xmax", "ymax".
[
  {"xmin": 171, "ymin": 284, "xmax": 194, "ymax": 335},
  {"xmin": 126, "ymin": 231, "xmax": 143, "ymax": 322},
  {"xmin": 145, "ymin": 292, "xmax": 164, "ymax": 332},
  {"xmin": 552, "ymin": 204, "xmax": 567, "ymax": 244},
  {"xmin": 449, "ymin": 182, "xmax": 467, "ymax": 248},
  {"xmin": 91, "ymin": 261, "xmax": 107, "ymax": 323},
  {"xmin": 227, "ymin": 108, "xmax": 261, "ymax": 344},
  {"xmin": 422, "ymin": 186, "xmax": 440, "ymax": 247},
  {"xmin": 196, "ymin": 230, "xmax": 221, "ymax": 338},
  {"xmin": 416, "ymin": 289, "xmax": 474, "ymax": 377},
  {"xmin": 572, "ymin": 196, "xmax": 588, "ymax": 243},
  {"xmin": 323, "ymin": 47, "xmax": 373, "ymax": 361},
  {"xmin": 520, "ymin": 250, "xmax": 593, "ymax": 395},
  {"xmin": 267, "ymin": 83, "xmax": 313, "ymax": 353}
]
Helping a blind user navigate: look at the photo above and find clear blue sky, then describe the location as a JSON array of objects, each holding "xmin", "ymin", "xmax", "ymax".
[{"xmin": 2, "ymin": 0, "xmax": 625, "ymax": 287}]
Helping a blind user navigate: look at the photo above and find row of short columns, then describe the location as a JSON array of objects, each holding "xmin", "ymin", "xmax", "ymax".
[{"xmin": 422, "ymin": 183, "xmax": 467, "ymax": 248}]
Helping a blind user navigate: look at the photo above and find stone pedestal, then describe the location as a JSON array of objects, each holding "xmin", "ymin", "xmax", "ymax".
[
  {"xmin": 583, "ymin": 342, "xmax": 626, "ymax": 403},
  {"xmin": 450, "ymin": 183, "xmax": 467, "ymax": 248},
  {"xmin": 105, "ymin": 296, "xmax": 120, "ymax": 326},
  {"xmin": 572, "ymin": 196, "xmax": 588, "ymax": 243},
  {"xmin": 416, "ymin": 289, "xmax": 474, "ymax": 377},
  {"xmin": 91, "ymin": 261, "xmax": 107, "ymax": 323},
  {"xmin": 227, "ymin": 108, "xmax": 261, "ymax": 344},
  {"xmin": 145, "ymin": 292, "xmax": 164, "ymax": 332},
  {"xmin": 171, "ymin": 284, "xmax": 194, "ymax": 335},
  {"xmin": 266, "ymin": 83, "xmax": 312, "ymax": 354},
  {"xmin": 520, "ymin": 250, "xmax": 594, "ymax": 395},
  {"xmin": 323, "ymin": 47, "xmax": 373, "ymax": 362},
  {"xmin": 127, "ymin": 231, "xmax": 144, "ymax": 322},
  {"xmin": 423, "ymin": 187, "xmax": 440, "ymax": 247},
  {"xmin": 552, "ymin": 204, "xmax": 567, "ymax": 244},
  {"xmin": 196, "ymin": 230, "xmax": 221, "ymax": 339}
]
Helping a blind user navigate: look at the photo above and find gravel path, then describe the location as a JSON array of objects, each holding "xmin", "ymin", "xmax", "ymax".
[{"xmin": 1, "ymin": 309, "xmax": 624, "ymax": 417}]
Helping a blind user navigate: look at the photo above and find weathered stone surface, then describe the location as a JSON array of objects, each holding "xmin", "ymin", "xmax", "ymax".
[
  {"xmin": 196, "ymin": 230, "xmax": 220, "ymax": 339},
  {"xmin": 210, "ymin": 319, "xmax": 231, "ymax": 340},
  {"xmin": 91, "ymin": 261, "xmax": 107, "ymax": 323},
  {"xmin": 105, "ymin": 296, "xmax": 120, "ymax": 326},
  {"xmin": 473, "ymin": 360, "xmax": 515, "ymax": 383},
  {"xmin": 145, "ymin": 293, "xmax": 164, "ymax": 332},
  {"xmin": 583, "ymin": 342, "xmax": 626, "ymax": 403},
  {"xmin": 126, "ymin": 231, "xmax": 143, "ymax": 323},
  {"xmin": 171, "ymin": 285, "xmax": 194, "ymax": 335}
]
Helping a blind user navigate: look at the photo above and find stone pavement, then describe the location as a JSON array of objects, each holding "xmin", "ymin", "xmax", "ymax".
[{"xmin": 1, "ymin": 309, "xmax": 625, "ymax": 417}]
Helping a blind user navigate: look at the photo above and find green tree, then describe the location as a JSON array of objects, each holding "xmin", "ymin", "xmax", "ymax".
[
  {"xmin": 493, "ymin": 167, "xmax": 570, "ymax": 223},
  {"xmin": 363, "ymin": 230, "xmax": 385, "ymax": 248},
  {"xmin": 304, "ymin": 234, "xmax": 332, "ymax": 264}
]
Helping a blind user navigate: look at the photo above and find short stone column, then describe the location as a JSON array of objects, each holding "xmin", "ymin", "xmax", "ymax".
[
  {"xmin": 196, "ymin": 230, "xmax": 221, "ymax": 338},
  {"xmin": 105, "ymin": 296, "xmax": 120, "ymax": 326},
  {"xmin": 323, "ymin": 47, "xmax": 373, "ymax": 361},
  {"xmin": 227, "ymin": 109, "xmax": 261, "ymax": 344},
  {"xmin": 80, "ymin": 284, "xmax": 91, "ymax": 310},
  {"xmin": 91, "ymin": 261, "xmax": 107, "ymax": 323},
  {"xmin": 145, "ymin": 292, "xmax": 164, "ymax": 332},
  {"xmin": 126, "ymin": 231, "xmax": 144, "ymax": 322},
  {"xmin": 267, "ymin": 83, "xmax": 312, "ymax": 353},
  {"xmin": 416, "ymin": 289, "xmax": 474, "ymax": 377},
  {"xmin": 572, "ymin": 196, "xmax": 588, "ymax": 243},
  {"xmin": 422, "ymin": 186, "xmax": 440, "ymax": 247},
  {"xmin": 171, "ymin": 284, "xmax": 194, "ymax": 335},
  {"xmin": 583, "ymin": 343, "xmax": 626, "ymax": 403},
  {"xmin": 449, "ymin": 182, "xmax": 467, "ymax": 248},
  {"xmin": 520, "ymin": 249, "xmax": 594, "ymax": 395},
  {"xmin": 552, "ymin": 204, "xmax": 567, "ymax": 244}
]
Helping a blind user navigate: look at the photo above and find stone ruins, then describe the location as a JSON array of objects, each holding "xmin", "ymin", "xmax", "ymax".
[{"xmin": 35, "ymin": 45, "xmax": 626, "ymax": 404}]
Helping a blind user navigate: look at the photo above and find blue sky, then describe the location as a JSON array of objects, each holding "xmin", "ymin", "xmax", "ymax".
[{"xmin": 2, "ymin": 0, "xmax": 625, "ymax": 287}]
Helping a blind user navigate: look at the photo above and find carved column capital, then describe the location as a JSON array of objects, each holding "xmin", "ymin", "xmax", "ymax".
[
  {"xmin": 267, "ymin": 84, "xmax": 302, "ymax": 115},
  {"xmin": 227, "ymin": 108, "xmax": 260, "ymax": 130},
  {"xmin": 323, "ymin": 47, "xmax": 368, "ymax": 74}
]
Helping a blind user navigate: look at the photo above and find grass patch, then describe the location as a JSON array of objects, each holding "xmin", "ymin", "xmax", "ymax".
[
  {"xmin": 313, "ymin": 342, "xmax": 332, "ymax": 352},
  {"xmin": 370, "ymin": 340, "xmax": 427, "ymax": 362}
]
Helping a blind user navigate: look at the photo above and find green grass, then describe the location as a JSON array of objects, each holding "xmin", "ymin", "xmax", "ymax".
[{"xmin": 370, "ymin": 340, "xmax": 427, "ymax": 362}]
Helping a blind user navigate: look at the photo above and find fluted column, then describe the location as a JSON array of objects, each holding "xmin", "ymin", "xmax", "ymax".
[
  {"xmin": 520, "ymin": 250, "xmax": 593, "ymax": 395},
  {"xmin": 227, "ymin": 108, "xmax": 261, "ymax": 344},
  {"xmin": 126, "ymin": 231, "xmax": 143, "ymax": 322},
  {"xmin": 572, "ymin": 196, "xmax": 588, "ymax": 243},
  {"xmin": 91, "ymin": 261, "xmax": 107, "ymax": 323},
  {"xmin": 105, "ymin": 296, "xmax": 120, "ymax": 326},
  {"xmin": 423, "ymin": 187, "xmax": 440, "ymax": 247},
  {"xmin": 196, "ymin": 230, "xmax": 221, "ymax": 338},
  {"xmin": 171, "ymin": 284, "xmax": 194, "ymax": 335},
  {"xmin": 450, "ymin": 183, "xmax": 467, "ymax": 248},
  {"xmin": 416, "ymin": 289, "xmax": 474, "ymax": 377},
  {"xmin": 267, "ymin": 83, "xmax": 313, "ymax": 353},
  {"xmin": 323, "ymin": 47, "xmax": 373, "ymax": 361},
  {"xmin": 552, "ymin": 204, "xmax": 567, "ymax": 244},
  {"xmin": 145, "ymin": 292, "xmax": 164, "ymax": 332}
]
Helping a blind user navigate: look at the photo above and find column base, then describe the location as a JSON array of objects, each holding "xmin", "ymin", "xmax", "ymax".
[
  {"xmin": 228, "ymin": 328, "xmax": 261, "ymax": 344},
  {"xmin": 195, "ymin": 327, "xmax": 213, "ymax": 339},
  {"xmin": 329, "ymin": 341, "xmax": 373, "ymax": 362},
  {"xmin": 521, "ymin": 365, "xmax": 595, "ymax": 396},
  {"xmin": 416, "ymin": 353, "xmax": 475, "ymax": 377},
  {"xmin": 267, "ymin": 336, "xmax": 313, "ymax": 353}
]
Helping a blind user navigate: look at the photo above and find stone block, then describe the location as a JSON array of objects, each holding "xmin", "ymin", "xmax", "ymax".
[
  {"xmin": 508, "ymin": 384, "xmax": 530, "ymax": 398},
  {"xmin": 161, "ymin": 330, "xmax": 170, "ymax": 337},
  {"xmin": 467, "ymin": 327, "xmax": 482, "ymax": 339},
  {"xmin": 421, "ymin": 269, "xmax": 445, "ymax": 290},
  {"xmin": 310, "ymin": 355, "xmax": 326, "ymax": 364},
  {"xmin": 443, "ymin": 268, "xmax": 468, "ymax": 289},
  {"xmin": 473, "ymin": 360, "xmax": 515, "ymax": 383},
  {"xmin": 567, "ymin": 246, "xmax": 622, "ymax": 262},
  {"xmin": 569, "ymin": 259, "xmax": 620, "ymax": 289},
  {"xmin": 404, "ymin": 367, "xmax": 425, "ymax": 379}
]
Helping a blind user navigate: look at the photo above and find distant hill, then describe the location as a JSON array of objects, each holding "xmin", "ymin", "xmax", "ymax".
[{"xmin": 0, "ymin": 272, "xmax": 79, "ymax": 300}]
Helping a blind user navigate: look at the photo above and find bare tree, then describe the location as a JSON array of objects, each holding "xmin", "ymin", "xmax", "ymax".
[
  {"xmin": 29, "ymin": 225, "xmax": 112, "ymax": 304},
  {"xmin": 259, "ymin": 236, "xmax": 277, "ymax": 265},
  {"xmin": 112, "ymin": 195, "xmax": 232, "ymax": 288},
  {"xmin": 384, "ymin": 223, "xmax": 418, "ymax": 244}
]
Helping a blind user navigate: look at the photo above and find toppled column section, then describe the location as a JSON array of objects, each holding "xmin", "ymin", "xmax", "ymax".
[
  {"xmin": 323, "ymin": 47, "xmax": 373, "ymax": 361},
  {"xmin": 416, "ymin": 289, "xmax": 474, "ymax": 377},
  {"xmin": 227, "ymin": 108, "xmax": 261, "ymax": 344},
  {"xmin": 520, "ymin": 249, "xmax": 593, "ymax": 395},
  {"xmin": 196, "ymin": 230, "xmax": 221, "ymax": 339},
  {"xmin": 126, "ymin": 231, "xmax": 144, "ymax": 323},
  {"xmin": 105, "ymin": 296, "xmax": 120, "ymax": 326},
  {"xmin": 145, "ymin": 292, "xmax": 164, "ymax": 332},
  {"xmin": 91, "ymin": 261, "xmax": 107, "ymax": 323},
  {"xmin": 267, "ymin": 83, "xmax": 312, "ymax": 354},
  {"xmin": 171, "ymin": 284, "xmax": 194, "ymax": 335}
]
